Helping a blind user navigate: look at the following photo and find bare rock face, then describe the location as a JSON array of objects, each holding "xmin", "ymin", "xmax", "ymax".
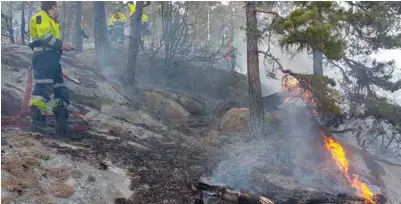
[
  {"xmin": 161, "ymin": 92, "xmax": 204, "ymax": 116},
  {"xmin": 85, "ymin": 109, "xmax": 163, "ymax": 141},
  {"xmin": 1, "ymin": 130, "xmax": 136, "ymax": 204},
  {"xmin": 60, "ymin": 64, "xmax": 128, "ymax": 105},
  {"xmin": 100, "ymin": 104, "xmax": 166, "ymax": 129},
  {"xmin": 220, "ymin": 108, "xmax": 250, "ymax": 133},
  {"xmin": 141, "ymin": 88, "xmax": 205, "ymax": 115},
  {"xmin": 141, "ymin": 91, "xmax": 190, "ymax": 123}
]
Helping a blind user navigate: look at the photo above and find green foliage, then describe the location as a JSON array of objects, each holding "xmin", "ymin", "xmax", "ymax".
[
  {"xmin": 286, "ymin": 73, "xmax": 343, "ymax": 115},
  {"xmin": 345, "ymin": 2, "xmax": 401, "ymax": 52},
  {"xmin": 272, "ymin": 2, "xmax": 347, "ymax": 60},
  {"xmin": 364, "ymin": 97, "xmax": 401, "ymax": 127},
  {"xmin": 1, "ymin": 13, "xmax": 9, "ymax": 30},
  {"xmin": 273, "ymin": 1, "xmax": 401, "ymax": 57},
  {"xmin": 309, "ymin": 75, "xmax": 343, "ymax": 115}
]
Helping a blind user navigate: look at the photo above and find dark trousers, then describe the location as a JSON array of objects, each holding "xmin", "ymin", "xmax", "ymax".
[
  {"xmin": 31, "ymin": 51, "xmax": 70, "ymax": 107},
  {"xmin": 110, "ymin": 22, "xmax": 125, "ymax": 43}
]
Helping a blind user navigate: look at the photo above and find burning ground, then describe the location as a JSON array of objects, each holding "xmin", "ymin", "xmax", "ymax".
[{"xmin": 2, "ymin": 43, "xmax": 401, "ymax": 204}]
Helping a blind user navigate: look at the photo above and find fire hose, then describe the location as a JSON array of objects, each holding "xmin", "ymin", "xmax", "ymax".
[{"xmin": 62, "ymin": 73, "xmax": 80, "ymax": 84}]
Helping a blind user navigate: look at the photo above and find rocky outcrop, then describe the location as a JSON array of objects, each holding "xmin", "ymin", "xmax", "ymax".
[
  {"xmin": 220, "ymin": 108, "xmax": 250, "ymax": 133},
  {"xmin": 140, "ymin": 88, "xmax": 206, "ymax": 115},
  {"xmin": 1, "ymin": 131, "xmax": 135, "ymax": 204},
  {"xmin": 141, "ymin": 91, "xmax": 190, "ymax": 123},
  {"xmin": 100, "ymin": 104, "xmax": 166, "ymax": 129}
]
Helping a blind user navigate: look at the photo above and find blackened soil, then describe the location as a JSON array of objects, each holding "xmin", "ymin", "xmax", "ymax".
[{"xmin": 48, "ymin": 130, "xmax": 214, "ymax": 204}]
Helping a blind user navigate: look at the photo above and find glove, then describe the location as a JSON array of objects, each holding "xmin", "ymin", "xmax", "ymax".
[{"xmin": 28, "ymin": 40, "xmax": 42, "ymax": 50}]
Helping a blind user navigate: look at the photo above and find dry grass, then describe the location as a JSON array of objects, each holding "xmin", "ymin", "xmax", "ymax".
[
  {"xmin": 1, "ymin": 131, "xmax": 76, "ymax": 202},
  {"xmin": 46, "ymin": 168, "xmax": 71, "ymax": 181},
  {"xmin": 51, "ymin": 184, "xmax": 75, "ymax": 198}
]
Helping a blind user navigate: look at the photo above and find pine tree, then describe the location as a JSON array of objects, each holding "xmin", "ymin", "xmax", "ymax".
[
  {"xmin": 246, "ymin": 2, "xmax": 264, "ymax": 137},
  {"xmin": 93, "ymin": 1, "xmax": 110, "ymax": 70}
]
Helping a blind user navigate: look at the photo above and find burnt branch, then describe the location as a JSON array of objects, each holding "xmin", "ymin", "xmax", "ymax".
[
  {"xmin": 188, "ymin": 180, "xmax": 383, "ymax": 204},
  {"xmin": 189, "ymin": 180, "xmax": 274, "ymax": 204},
  {"xmin": 255, "ymin": 9, "xmax": 279, "ymax": 16}
]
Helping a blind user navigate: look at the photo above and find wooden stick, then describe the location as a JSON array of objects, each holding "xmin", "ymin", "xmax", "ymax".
[
  {"xmin": 255, "ymin": 9, "xmax": 279, "ymax": 16},
  {"xmin": 189, "ymin": 180, "xmax": 274, "ymax": 204}
]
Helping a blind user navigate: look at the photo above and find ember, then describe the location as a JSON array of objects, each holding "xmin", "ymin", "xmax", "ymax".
[{"xmin": 282, "ymin": 75, "xmax": 379, "ymax": 204}]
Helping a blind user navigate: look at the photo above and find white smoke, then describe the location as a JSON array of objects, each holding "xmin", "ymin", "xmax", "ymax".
[{"xmin": 232, "ymin": 9, "xmax": 313, "ymax": 97}]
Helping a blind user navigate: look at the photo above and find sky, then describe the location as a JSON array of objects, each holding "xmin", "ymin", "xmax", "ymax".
[{"xmin": 234, "ymin": 34, "xmax": 401, "ymax": 103}]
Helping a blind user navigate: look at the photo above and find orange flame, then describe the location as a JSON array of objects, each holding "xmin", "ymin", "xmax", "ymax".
[
  {"xmin": 323, "ymin": 133, "xmax": 376, "ymax": 203},
  {"xmin": 282, "ymin": 76, "xmax": 377, "ymax": 203},
  {"xmin": 352, "ymin": 175, "xmax": 376, "ymax": 203},
  {"xmin": 282, "ymin": 77, "xmax": 318, "ymax": 114},
  {"xmin": 323, "ymin": 135, "xmax": 350, "ymax": 175}
]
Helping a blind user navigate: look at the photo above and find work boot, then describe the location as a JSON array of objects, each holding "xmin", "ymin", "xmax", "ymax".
[
  {"xmin": 53, "ymin": 107, "xmax": 72, "ymax": 136},
  {"xmin": 30, "ymin": 106, "xmax": 52, "ymax": 134}
]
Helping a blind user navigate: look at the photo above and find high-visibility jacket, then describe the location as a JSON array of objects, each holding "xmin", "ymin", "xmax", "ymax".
[
  {"xmin": 108, "ymin": 12, "xmax": 127, "ymax": 26},
  {"xmin": 128, "ymin": 4, "xmax": 136, "ymax": 16},
  {"xmin": 29, "ymin": 10, "xmax": 62, "ymax": 50},
  {"xmin": 141, "ymin": 14, "xmax": 149, "ymax": 23},
  {"xmin": 128, "ymin": 3, "xmax": 149, "ymax": 23},
  {"xmin": 81, "ymin": 24, "xmax": 88, "ymax": 38}
]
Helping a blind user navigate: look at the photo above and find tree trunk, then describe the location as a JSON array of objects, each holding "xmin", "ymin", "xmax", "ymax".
[
  {"xmin": 8, "ymin": 18, "xmax": 15, "ymax": 44},
  {"xmin": 64, "ymin": 2, "xmax": 73, "ymax": 42},
  {"xmin": 126, "ymin": 1, "xmax": 145, "ymax": 83},
  {"xmin": 72, "ymin": 1, "xmax": 83, "ymax": 50},
  {"xmin": 313, "ymin": 49, "xmax": 323, "ymax": 75},
  {"xmin": 93, "ymin": 1, "xmax": 110, "ymax": 70},
  {"xmin": 60, "ymin": 1, "xmax": 66, "ymax": 40},
  {"xmin": 161, "ymin": 1, "xmax": 176, "ymax": 86},
  {"xmin": 27, "ymin": 2, "xmax": 33, "ymax": 40},
  {"xmin": 245, "ymin": 2, "xmax": 264, "ymax": 138},
  {"xmin": 162, "ymin": 2, "xmax": 173, "ymax": 70},
  {"xmin": 230, "ymin": 3, "xmax": 235, "ymax": 71},
  {"xmin": 207, "ymin": 5, "xmax": 210, "ymax": 42},
  {"xmin": 20, "ymin": 1, "xmax": 25, "ymax": 45}
]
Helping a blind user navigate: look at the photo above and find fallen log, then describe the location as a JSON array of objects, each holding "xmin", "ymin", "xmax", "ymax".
[
  {"xmin": 189, "ymin": 180, "xmax": 274, "ymax": 204},
  {"xmin": 188, "ymin": 180, "xmax": 384, "ymax": 204}
]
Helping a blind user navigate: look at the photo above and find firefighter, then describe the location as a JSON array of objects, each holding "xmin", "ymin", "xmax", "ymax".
[
  {"xmin": 127, "ymin": 2, "xmax": 149, "ymax": 24},
  {"xmin": 81, "ymin": 16, "xmax": 89, "ymax": 40},
  {"xmin": 141, "ymin": 14, "xmax": 150, "ymax": 36},
  {"xmin": 127, "ymin": 1, "xmax": 136, "ymax": 17},
  {"xmin": 108, "ymin": 9, "xmax": 127, "ymax": 25},
  {"xmin": 108, "ymin": 9, "xmax": 127, "ymax": 43},
  {"xmin": 28, "ymin": 1, "xmax": 73, "ymax": 135},
  {"xmin": 127, "ymin": 2, "xmax": 151, "ymax": 38},
  {"xmin": 81, "ymin": 24, "xmax": 89, "ymax": 39}
]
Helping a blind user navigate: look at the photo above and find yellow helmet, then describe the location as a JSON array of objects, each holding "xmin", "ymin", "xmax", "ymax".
[{"xmin": 141, "ymin": 14, "xmax": 149, "ymax": 23}]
